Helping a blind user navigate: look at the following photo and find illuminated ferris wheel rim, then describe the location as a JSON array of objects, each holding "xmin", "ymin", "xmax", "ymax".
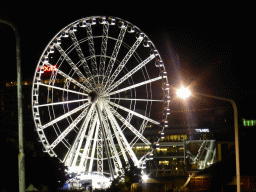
[{"xmin": 32, "ymin": 16, "xmax": 170, "ymax": 184}]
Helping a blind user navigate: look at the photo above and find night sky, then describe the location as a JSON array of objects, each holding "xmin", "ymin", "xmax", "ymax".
[
  {"xmin": 1, "ymin": 3, "xmax": 253, "ymax": 118},
  {"xmin": 0, "ymin": 7, "xmax": 254, "ymax": 125}
]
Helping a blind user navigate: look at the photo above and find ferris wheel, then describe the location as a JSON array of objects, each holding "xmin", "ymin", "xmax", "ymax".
[{"xmin": 32, "ymin": 16, "xmax": 170, "ymax": 188}]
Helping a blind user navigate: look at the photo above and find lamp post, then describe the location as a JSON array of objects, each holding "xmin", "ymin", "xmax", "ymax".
[
  {"xmin": 176, "ymin": 87, "xmax": 240, "ymax": 192},
  {"xmin": 0, "ymin": 19, "xmax": 25, "ymax": 192}
]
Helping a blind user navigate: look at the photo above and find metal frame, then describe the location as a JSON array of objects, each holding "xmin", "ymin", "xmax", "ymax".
[{"xmin": 31, "ymin": 16, "xmax": 170, "ymax": 189}]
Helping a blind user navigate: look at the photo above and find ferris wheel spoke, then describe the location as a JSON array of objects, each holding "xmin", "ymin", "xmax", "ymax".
[
  {"xmin": 129, "ymin": 119, "xmax": 148, "ymax": 147},
  {"xmin": 104, "ymin": 37, "xmax": 143, "ymax": 90},
  {"xmin": 104, "ymin": 104, "xmax": 139, "ymax": 166},
  {"xmin": 56, "ymin": 69, "xmax": 91, "ymax": 93},
  {"xmin": 102, "ymin": 26, "xmax": 127, "ymax": 88},
  {"xmin": 99, "ymin": 23, "xmax": 109, "ymax": 84},
  {"xmin": 105, "ymin": 54, "xmax": 156, "ymax": 93},
  {"xmin": 40, "ymin": 103, "xmax": 90, "ymax": 130},
  {"xmin": 39, "ymin": 83, "xmax": 88, "ymax": 96},
  {"xmin": 106, "ymin": 76, "xmax": 162, "ymax": 96},
  {"xmin": 36, "ymin": 98, "xmax": 88, "ymax": 108},
  {"xmin": 106, "ymin": 103, "xmax": 151, "ymax": 146},
  {"xmin": 69, "ymin": 30, "xmax": 95, "ymax": 89},
  {"xmin": 109, "ymin": 98, "xmax": 164, "ymax": 102},
  {"xmin": 48, "ymin": 105, "xmax": 94, "ymax": 150},
  {"xmin": 86, "ymin": 24, "xmax": 98, "ymax": 78},
  {"xmin": 55, "ymin": 44, "xmax": 92, "ymax": 89},
  {"xmin": 107, "ymin": 100, "xmax": 160, "ymax": 125}
]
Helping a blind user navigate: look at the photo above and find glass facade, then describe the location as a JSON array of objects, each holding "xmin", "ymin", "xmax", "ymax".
[
  {"xmin": 131, "ymin": 133, "xmax": 218, "ymax": 176},
  {"xmin": 185, "ymin": 140, "xmax": 216, "ymax": 171},
  {"xmin": 149, "ymin": 158, "xmax": 186, "ymax": 177},
  {"xmin": 153, "ymin": 146, "xmax": 184, "ymax": 157}
]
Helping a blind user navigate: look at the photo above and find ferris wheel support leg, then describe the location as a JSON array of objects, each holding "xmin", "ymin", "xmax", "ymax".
[
  {"xmin": 97, "ymin": 104, "xmax": 124, "ymax": 179},
  {"xmin": 88, "ymin": 120, "xmax": 100, "ymax": 173},
  {"xmin": 64, "ymin": 115, "xmax": 89, "ymax": 167},
  {"xmin": 103, "ymin": 106, "xmax": 129, "ymax": 165},
  {"xmin": 97, "ymin": 124, "xmax": 104, "ymax": 176},
  {"xmin": 69, "ymin": 105, "xmax": 95, "ymax": 169},
  {"xmin": 96, "ymin": 105, "xmax": 115, "ymax": 180},
  {"xmin": 103, "ymin": 109, "xmax": 123, "ymax": 175},
  {"xmin": 78, "ymin": 109, "xmax": 98, "ymax": 169},
  {"xmin": 104, "ymin": 104, "xmax": 139, "ymax": 167}
]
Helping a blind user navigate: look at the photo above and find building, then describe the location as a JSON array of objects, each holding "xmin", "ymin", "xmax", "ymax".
[{"xmin": 131, "ymin": 105, "xmax": 236, "ymax": 177}]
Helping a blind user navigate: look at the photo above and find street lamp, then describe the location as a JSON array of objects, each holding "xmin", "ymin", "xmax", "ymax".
[
  {"xmin": 0, "ymin": 19, "xmax": 25, "ymax": 192},
  {"xmin": 176, "ymin": 87, "xmax": 241, "ymax": 192},
  {"xmin": 176, "ymin": 87, "xmax": 191, "ymax": 99}
]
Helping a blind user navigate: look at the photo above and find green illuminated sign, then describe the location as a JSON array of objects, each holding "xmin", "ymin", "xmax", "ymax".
[{"xmin": 243, "ymin": 119, "xmax": 256, "ymax": 126}]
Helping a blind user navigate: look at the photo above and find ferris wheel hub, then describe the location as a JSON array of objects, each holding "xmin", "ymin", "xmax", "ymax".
[{"xmin": 88, "ymin": 91, "xmax": 98, "ymax": 104}]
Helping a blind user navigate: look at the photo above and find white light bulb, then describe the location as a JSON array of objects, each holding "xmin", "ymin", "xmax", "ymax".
[{"xmin": 177, "ymin": 87, "xmax": 191, "ymax": 99}]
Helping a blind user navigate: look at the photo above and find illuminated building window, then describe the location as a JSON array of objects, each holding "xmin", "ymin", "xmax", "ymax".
[
  {"xmin": 157, "ymin": 148, "xmax": 167, "ymax": 152},
  {"xmin": 161, "ymin": 134, "xmax": 187, "ymax": 142},
  {"xmin": 243, "ymin": 119, "xmax": 256, "ymax": 126},
  {"xmin": 159, "ymin": 161, "xmax": 169, "ymax": 165},
  {"xmin": 132, "ymin": 146, "xmax": 151, "ymax": 150}
]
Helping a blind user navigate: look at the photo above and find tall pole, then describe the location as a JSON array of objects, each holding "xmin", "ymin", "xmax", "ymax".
[
  {"xmin": 196, "ymin": 93, "xmax": 241, "ymax": 192},
  {"xmin": 231, "ymin": 99, "xmax": 241, "ymax": 192},
  {"xmin": 0, "ymin": 19, "xmax": 25, "ymax": 192}
]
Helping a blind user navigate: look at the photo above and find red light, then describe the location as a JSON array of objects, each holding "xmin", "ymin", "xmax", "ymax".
[
  {"xmin": 37, "ymin": 65, "xmax": 57, "ymax": 77},
  {"xmin": 44, "ymin": 65, "xmax": 57, "ymax": 71}
]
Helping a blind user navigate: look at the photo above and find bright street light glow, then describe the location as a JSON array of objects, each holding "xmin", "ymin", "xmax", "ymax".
[
  {"xmin": 176, "ymin": 87, "xmax": 191, "ymax": 99},
  {"xmin": 142, "ymin": 174, "xmax": 149, "ymax": 181}
]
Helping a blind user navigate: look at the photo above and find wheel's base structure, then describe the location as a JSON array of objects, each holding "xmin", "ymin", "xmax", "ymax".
[
  {"xmin": 66, "ymin": 172, "xmax": 111, "ymax": 190},
  {"xmin": 32, "ymin": 16, "xmax": 170, "ymax": 189}
]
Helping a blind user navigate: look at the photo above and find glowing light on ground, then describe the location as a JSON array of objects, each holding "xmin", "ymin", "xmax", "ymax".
[{"xmin": 142, "ymin": 174, "xmax": 149, "ymax": 181}]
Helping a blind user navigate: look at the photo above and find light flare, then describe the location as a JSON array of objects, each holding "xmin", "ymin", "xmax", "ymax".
[{"xmin": 176, "ymin": 87, "xmax": 191, "ymax": 99}]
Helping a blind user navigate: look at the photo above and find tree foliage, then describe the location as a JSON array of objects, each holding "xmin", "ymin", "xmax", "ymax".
[{"xmin": 105, "ymin": 160, "xmax": 142, "ymax": 192}]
